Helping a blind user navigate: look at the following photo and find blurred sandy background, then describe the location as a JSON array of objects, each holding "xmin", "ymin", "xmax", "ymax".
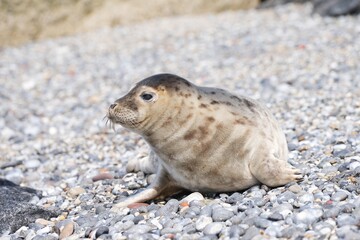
[{"xmin": 0, "ymin": 0, "xmax": 260, "ymax": 47}]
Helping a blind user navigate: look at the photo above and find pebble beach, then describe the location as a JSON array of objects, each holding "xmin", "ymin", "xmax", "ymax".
[{"xmin": 0, "ymin": 3, "xmax": 360, "ymax": 239}]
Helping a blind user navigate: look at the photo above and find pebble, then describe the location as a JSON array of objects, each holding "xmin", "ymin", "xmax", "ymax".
[
  {"xmin": 288, "ymin": 184, "xmax": 302, "ymax": 193},
  {"xmin": 92, "ymin": 173, "xmax": 114, "ymax": 182},
  {"xmin": 95, "ymin": 226, "xmax": 109, "ymax": 238},
  {"xmin": 211, "ymin": 208, "xmax": 234, "ymax": 222},
  {"xmin": 336, "ymin": 214, "xmax": 360, "ymax": 227},
  {"xmin": 268, "ymin": 212, "xmax": 284, "ymax": 221},
  {"xmin": 254, "ymin": 217, "xmax": 271, "ymax": 229},
  {"xmin": 59, "ymin": 222, "xmax": 74, "ymax": 239},
  {"xmin": 242, "ymin": 226, "xmax": 260, "ymax": 240},
  {"xmin": 24, "ymin": 159, "xmax": 41, "ymax": 169},
  {"xmin": 203, "ymin": 222, "xmax": 223, "ymax": 235},
  {"xmin": 228, "ymin": 225, "xmax": 245, "ymax": 238},
  {"xmin": 294, "ymin": 208, "xmax": 323, "ymax": 226},
  {"xmin": 126, "ymin": 224, "xmax": 153, "ymax": 234},
  {"xmin": 67, "ymin": 187, "xmax": 86, "ymax": 198},
  {"xmin": 331, "ymin": 191, "xmax": 348, "ymax": 201},
  {"xmin": 181, "ymin": 192, "xmax": 205, "ymax": 203},
  {"xmin": 196, "ymin": 216, "xmax": 213, "ymax": 231}
]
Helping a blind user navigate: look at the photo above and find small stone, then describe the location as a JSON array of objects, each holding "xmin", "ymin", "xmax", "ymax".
[
  {"xmin": 336, "ymin": 214, "xmax": 360, "ymax": 227},
  {"xmin": 336, "ymin": 225, "xmax": 360, "ymax": 239},
  {"xmin": 92, "ymin": 173, "xmax": 114, "ymax": 182},
  {"xmin": 200, "ymin": 205, "xmax": 213, "ymax": 217},
  {"xmin": 212, "ymin": 208, "xmax": 234, "ymax": 222},
  {"xmin": 126, "ymin": 224, "xmax": 153, "ymax": 234},
  {"xmin": 35, "ymin": 218, "xmax": 55, "ymax": 226},
  {"xmin": 323, "ymin": 207, "xmax": 341, "ymax": 218},
  {"xmin": 156, "ymin": 199, "xmax": 179, "ymax": 216},
  {"xmin": 294, "ymin": 208, "xmax": 323, "ymax": 226},
  {"xmin": 268, "ymin": 212, "xmax": 284, "ymax": 221},
  {"xmin": 196, "ymin": 216, "xmax": 213, "ymax": 231},
  {"xmin": 226, "ymin": 192, "xmax": 243, "ymax": 204},
  {"xmin": 203, "ymin": 222, "xmax": 223, "ymax": 235},
  {"xmin": 298, "ymin": 193, "xmax": 314, "ymax": 205},
  {"xmin": 229, "ymin": 225, "xmax": 245, "ymax": 238},
  {"xmin": 181, "ymin": 192, "xmax": 204, "ymax": 203},
  {"xmin": 242, "ymin": 226, "xmax": 260, "ymax": 240},
  {"xmin": 288, "ymin": 184, "xmax": 302, "ymax": 193},
  {"xmin": 349, "ymin": 161, "xmax": 360, "ymax": 171},
  {"xmin": 59, "ymin": 221, "xmax": 74, "ymax": 239},
  {"xmin": 68, "ymin": 186, "xmax": 86, "ymax": 198},
  {"xmin": 95, "ymin": 226, "xmax": 109, "ymax": 238},
  {"xmin": 281, "ymin": 226, "xmax": 303, "ymax": 239},
  {"xmin": 133, "ymin": 215, "xmax": 145, "ymax": 224},
  {"xmin": 36, "ymin": 226, "xmax": 52, "ymax": 235},
  {"xmin": 183, "ymin": 224, "xmax": 196, "ymax": 234},
  {"xmin": 331, "ymin": 191, "xmax": 348, "ymax": 201},
  {"xmin": 24, "ymin": 159, "xmax": 41, "ymax": 169},
  {"xmin": 254, "ymin": 217, "xmax": 270, "ymax": 228},
  {"xmin": 277, "ymin": 191, "xmax": 297, "ymax": 203}
]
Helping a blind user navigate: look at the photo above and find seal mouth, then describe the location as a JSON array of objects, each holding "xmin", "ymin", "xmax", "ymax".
[{"xmin": 106, "ymin": 107, "xmax": 141, "ymax": 130}]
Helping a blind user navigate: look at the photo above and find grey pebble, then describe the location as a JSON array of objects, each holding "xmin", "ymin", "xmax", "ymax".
[
  {"xmin": 336, "ymin": 214, "xmax": 360, "ymax": 227},
  {"xmin": 242, "ymin": 226, "xmax": 260, "ymax": 240},
  {"xmin": 95, "ymin": 226, "xmax": 109, "ymax": 238},
  {"xmin": 268, "ymin": 212, "xmax": 284, "ymax": 221},
  {"xmin": 281, "ymin": 226, "xmax": 304, "ymax": 239},
  {"xmin": 133, "ymin": 215, "xmax": 145, "ymax": 224},
  {"xmin": 229, "ymin": 225, "xmax": 245, "ymax": 238},
  {"xmin": 323, "ymin": 207, "xmax": 341, "ymax": 218},
  {"xmin": 332, "ymin": 190, "xmax": 349, "ymax": 201},
  {"xmin": 293, "ymin": 208, "xmax": 323, "ymax": 226},
  {"xmin": 95, "ymin": 206, "xmax": 107, "ymax": 215},
  {"xmin": 126, "ymin": 224, "xmax": 153, "ymax": 234},
  {"xmin": 336, "ymin": 225, "xmax": 360, "ymax": 239},
  {"xmin": 212, "ymin": 208, "xmax": 234, "ymax": 222},
  {"xmin": 277, "ymin": 191, "xmax": 297, "ymax": 203},
  {"xmin": 24, "ymin": 159, "xmax": 41, "ymax": 169},
  {"xmin": 254, "ymin": 217, "xmax": 270, "ymax": 229},
  {"xmin": 203, "ymin": 222, "xmax": 223, "ymax": 235},
  {"xmin": 200, "ymin": 205, "xmax": 213, "ymax": 217},
  {"xmin": 156, "ymin": 199, "xmax": 179, "ymax": 216},
  {"xmin": 196, "ymin": 216, "xmax": 213, "ymax": 231},
  {"xmin": 226, "ymin": 192, "xmax": 243, "ymax": 204}
]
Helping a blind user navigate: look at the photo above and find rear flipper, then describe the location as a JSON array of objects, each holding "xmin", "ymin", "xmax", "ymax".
[
  {"xmin": 250, "ymin": 156, "xmax": 303, "ymax": 187},
  {"xmin": 111, "ymin": 166, "xmax": 182, "ymax": 211}
]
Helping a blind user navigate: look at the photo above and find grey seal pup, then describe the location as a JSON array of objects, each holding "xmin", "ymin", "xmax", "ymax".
[{"xmin": 107, "ymin": 73, "xmax": 301, "ymax": 210}]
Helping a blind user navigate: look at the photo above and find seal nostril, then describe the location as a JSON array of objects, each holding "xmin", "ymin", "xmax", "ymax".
[{"xmin": 110, "ymin": 104, "xmax": 117, "ymax": 109}]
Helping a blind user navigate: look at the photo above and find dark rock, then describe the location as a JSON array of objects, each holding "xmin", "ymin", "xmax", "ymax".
[
  {"xmin": 313, "ymin": 0, "xmax": 360, "ymax": 17},
  {"xmin": 95, "ymin": 226, "xmax": 110, "ymax": 238},
  {"xmin": 0, "ymin": 179, "xmax": 59, "ymax": 234},
  {"xmin": 260, "ymin": 0, "xmax": 360, "ymax": 17}
]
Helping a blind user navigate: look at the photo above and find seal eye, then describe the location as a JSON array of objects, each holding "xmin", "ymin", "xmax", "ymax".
[{"xmin": 140, "ymin": 93, "xmax": 154, "ymax": 101}]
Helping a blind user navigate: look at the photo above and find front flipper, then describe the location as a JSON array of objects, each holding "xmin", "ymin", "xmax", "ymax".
[
  {"xmin": 111, "ymin": 166, "xmax": 183, "ymax": 211},
  {"xmin": 126, "ymin": 150, "xmax": 159, "ymax": 174}
]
